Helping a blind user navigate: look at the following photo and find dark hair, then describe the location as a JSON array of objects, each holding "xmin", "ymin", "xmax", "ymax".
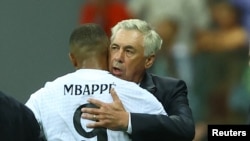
[{"xmin": 69, "ymin": 23, "xmax": 109, "ymax": 51}]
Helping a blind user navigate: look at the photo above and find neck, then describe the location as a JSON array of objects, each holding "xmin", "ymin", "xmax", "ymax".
[{"xmin": 77, "ymin": 58, "xmax": 108, "ymax": 70}]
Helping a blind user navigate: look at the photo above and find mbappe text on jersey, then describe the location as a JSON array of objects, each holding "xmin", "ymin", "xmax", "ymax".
[{"xmin": 64, "ymin": 83, "xmax": 116, "ymax": 95}]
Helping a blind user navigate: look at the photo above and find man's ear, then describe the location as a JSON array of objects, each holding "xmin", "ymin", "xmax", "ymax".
[
  {"xmin": 69, "ymin": 53, "xmax": 78, "ymax": 68},
  {"xmin": 145, "ymin": 54, "xmax": 155, "ymax": 69}
]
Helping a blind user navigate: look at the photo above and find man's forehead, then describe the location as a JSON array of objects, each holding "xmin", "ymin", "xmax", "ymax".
[{"xmin": 112, "ymin": 29, "xmax": 144, "ymax": 47}]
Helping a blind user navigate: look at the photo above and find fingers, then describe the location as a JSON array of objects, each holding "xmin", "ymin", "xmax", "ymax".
[
  {"xmin": 83, "ymin": 115, "xmax": 111, "ymax": 128},
  {"xmin": 81, "ymin": 113, "xmax": 99, "ymax": 121},
  {"xmin": 86, "ymin": 121, "xmax": 104, "ymax": 128},
  {"xmin": 81, "ymin": 107, "xmax": 99, "ymax": 115},
  {"xmin": 81, "ymin": 99, "xmax": 105, "ymax": 116},
  {"xmin": 110, "ymin": 88, "xmax": 120, "ymax": 101},
  {"xmin": 87, "ymin": 98, "xmax": 104, "ymax": 107},
  {"xmin": 81, "ymin": 99, "xmax": 108, "ymax": 121},
  {"xmin": 93, "ymin": 115, "xmax": 97, "ymax": 121}
]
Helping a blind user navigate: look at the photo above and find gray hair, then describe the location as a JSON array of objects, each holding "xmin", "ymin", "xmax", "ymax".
[{"xmin": 110, "ymin": 19, "xmax": 162, "ymax": 57}]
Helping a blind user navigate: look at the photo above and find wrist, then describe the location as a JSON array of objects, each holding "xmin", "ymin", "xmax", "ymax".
[{"xmin": 121, "ymin": 111, "xmax": 129, "ymax": 131}]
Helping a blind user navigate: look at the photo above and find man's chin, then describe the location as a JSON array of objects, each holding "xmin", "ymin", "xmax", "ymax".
[
  {"xmin": 112, "ymin": 73, "xmax": 123, "ymax": 78},
  {"xmin": 111, "ymin": 69, "xmax": 123, "ymax": 77}
]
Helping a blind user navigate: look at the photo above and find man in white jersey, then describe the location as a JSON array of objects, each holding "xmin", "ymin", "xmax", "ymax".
[{"xmin": 25, "ymin": 24, "xmax": 166, "ymax": 141}]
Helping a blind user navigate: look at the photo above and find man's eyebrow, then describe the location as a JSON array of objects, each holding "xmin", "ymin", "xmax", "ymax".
[
  {"xmin": 110, "ymin": 43, "xmax": 119, "ymax": 46},
  {"xmin": 124, "ymin": 45, "xmax": 136, "ymax": 50},
  {"xmin": 110, "ymin": 44, "xmax": 135, "ymax": 50}
]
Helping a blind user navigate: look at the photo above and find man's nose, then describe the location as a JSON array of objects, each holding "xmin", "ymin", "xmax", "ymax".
[{"xmin": 114, "ymin": 50, "xmax": 124, "ymax": 63}]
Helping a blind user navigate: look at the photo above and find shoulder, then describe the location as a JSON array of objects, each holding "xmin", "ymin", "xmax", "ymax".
[
  {"xmin": 0, "ymin": 91, "xmax": 25, "ymax": 110},
  {"xmin": 0, "ymin": 91, "xmax": 40, "ymax": 134},
  {"xmin": 40, "ymin": 71, "xmax": 77, "ymax": 88},
  {"xmin": 150, "ymin": 73, "xmax": 182, "ymax": 83},
  {"xmin": 0, "ymin": 91, "xmax": 36, "ymax": 118},
  {"xmin": 147, "ymin": 72, "xmax": 187, "ymax": 89},
  {"xmin": 115, "ymin": 78, "xmax": 143, "ymax": 93},
  {"xmin": 0, "ymin": 91, "xmax": 37, "ymax": 121},
  {"xmin": 140, "ymin": 72, "xmax": 188, "ymax": 100}
]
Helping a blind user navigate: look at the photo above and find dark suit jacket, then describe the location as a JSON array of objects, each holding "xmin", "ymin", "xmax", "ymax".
[
  {"xmin": 130, "ymin": 72, "xmax": 195, "ymax": 141},
  {"xmin": 0, "ymin": 91, "xmax": 42, "ymax": 141}
]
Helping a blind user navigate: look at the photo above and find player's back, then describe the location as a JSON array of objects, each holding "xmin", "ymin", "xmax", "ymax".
[{"xmin": 26, "ymin": 69, "xmax": 166, "ymax": 141}]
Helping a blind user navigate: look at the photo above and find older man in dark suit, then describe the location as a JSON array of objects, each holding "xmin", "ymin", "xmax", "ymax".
[{"xmin": 82, "ymin": 19, "xmax": 195, "ymax": 141}]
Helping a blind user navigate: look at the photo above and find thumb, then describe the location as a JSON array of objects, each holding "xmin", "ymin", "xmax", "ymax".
[{"xmin": 110, "ymin": 88, "xmax": 120, "ymax": 101}]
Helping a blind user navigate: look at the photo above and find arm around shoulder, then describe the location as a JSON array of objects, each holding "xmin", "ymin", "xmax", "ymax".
[{"xmin": 130, "ymin": 75, "xmax": 195, "ymax": 141}]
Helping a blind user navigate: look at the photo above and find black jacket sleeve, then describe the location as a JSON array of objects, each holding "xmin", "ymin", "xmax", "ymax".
[
  {"xmin": 0, "ymin": 91, "xmax": 42, "ymax": 141},
  {"xmin": 130, "ymin": 73, "xmax": 195, "ymax": 141}
]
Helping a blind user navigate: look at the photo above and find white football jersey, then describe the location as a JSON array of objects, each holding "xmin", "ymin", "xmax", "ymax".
[{"xmin": 26, "ymin": 69, "xmax": 167, "ymax": 141}]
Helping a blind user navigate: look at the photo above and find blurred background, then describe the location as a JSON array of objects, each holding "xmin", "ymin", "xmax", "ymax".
[{"xmin": 1, "ymin": 0, "xmax": 249, "ymax": 140}]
